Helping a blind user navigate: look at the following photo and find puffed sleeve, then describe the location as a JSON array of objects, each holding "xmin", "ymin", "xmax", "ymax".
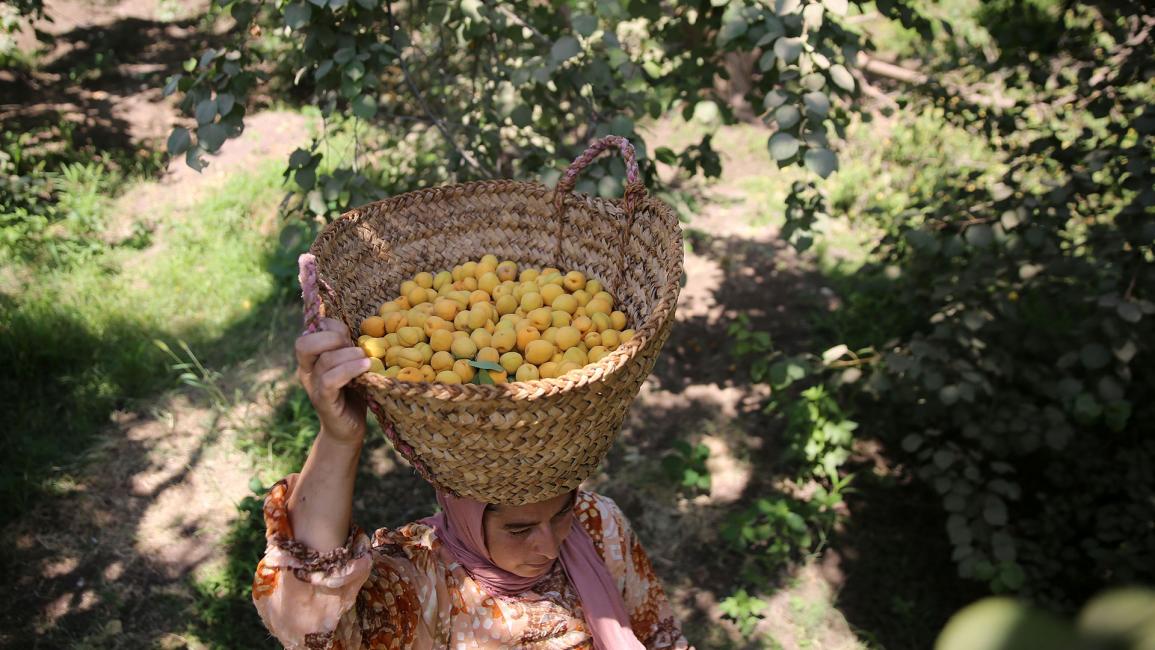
[{"xmin": 251, "ymin": 473, "xmax": 375, "ymax": 648}]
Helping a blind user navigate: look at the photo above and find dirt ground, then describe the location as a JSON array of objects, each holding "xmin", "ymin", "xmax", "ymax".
[{"xmin": 1, "ymin": 2, "xmax": 972, "ymax": 648}]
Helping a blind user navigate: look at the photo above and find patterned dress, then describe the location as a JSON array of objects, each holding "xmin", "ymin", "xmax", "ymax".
[{"xmin": 253, "ymin": 474, "xmax": 691, "ymax": 649}]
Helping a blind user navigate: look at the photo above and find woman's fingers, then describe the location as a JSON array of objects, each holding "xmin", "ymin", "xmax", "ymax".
[
  {"xmin": 295, "ymin": 330, "xmax": 351, "ymax": 374},
  {"xmin": 317, "ymin": 356, "xmax": 372, "ymax": 405},
  {"xmin": 312, "ymin": 346, "xmax": 368, "ymax": 381}
]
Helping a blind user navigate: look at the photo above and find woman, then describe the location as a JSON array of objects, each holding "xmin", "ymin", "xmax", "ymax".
[{"xmin": 252, "ymin": 317, "xmax": 691, "ymax": 649}]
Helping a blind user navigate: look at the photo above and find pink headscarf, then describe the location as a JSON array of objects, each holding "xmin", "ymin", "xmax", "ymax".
[{"xmin": 421, "ymin": 490, "xmax": 645, "ymax": 650}]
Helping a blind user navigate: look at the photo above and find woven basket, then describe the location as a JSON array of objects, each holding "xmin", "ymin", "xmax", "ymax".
[{"xmin": 299, "ymin": 136, "xmax": 683, "ymax": 505}]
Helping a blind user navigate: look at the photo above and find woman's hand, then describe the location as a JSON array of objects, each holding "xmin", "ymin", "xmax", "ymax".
[{"xmin": 295, "ymin": 317, "xmax": 370, "ymax": 446}]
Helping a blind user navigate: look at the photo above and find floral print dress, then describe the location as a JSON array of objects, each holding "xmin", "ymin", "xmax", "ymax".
[{"xmin": 252, "ymin": 474, "xmax": 691, "ymax": 649}]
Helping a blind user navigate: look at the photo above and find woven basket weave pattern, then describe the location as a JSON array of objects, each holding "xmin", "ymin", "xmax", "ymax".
[{"xmin": 307, "ymin": 147, "xmax": 682, "ymax": 505}]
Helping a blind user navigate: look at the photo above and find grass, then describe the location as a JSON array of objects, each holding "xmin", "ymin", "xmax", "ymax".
[{"xmin": 0, "ymin": 157, "xmax": 289, "ymax": 520}]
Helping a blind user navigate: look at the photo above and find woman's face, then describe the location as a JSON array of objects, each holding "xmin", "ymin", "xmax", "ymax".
[{"xmin": 483, "ymin": 490, "xmax": 576, "ymax": 578}]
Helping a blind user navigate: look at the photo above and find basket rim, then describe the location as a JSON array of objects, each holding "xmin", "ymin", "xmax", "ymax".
[{"xmin": 315, "ymin": 177, "xmax": 684, "ymax": 402}]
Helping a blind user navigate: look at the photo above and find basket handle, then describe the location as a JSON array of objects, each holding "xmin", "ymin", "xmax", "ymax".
[
  {"xmin": 299, "ymin": 252, "xmax": 335, "ymax": 335},
  {"xmin": 552, "ymin": 135, "xmax": 647, "ymax": 220}
]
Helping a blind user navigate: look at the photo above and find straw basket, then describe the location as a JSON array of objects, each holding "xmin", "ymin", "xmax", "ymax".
[{"xmin": 299, "ymin": 136, "xmax": 683, "ymax": 505}]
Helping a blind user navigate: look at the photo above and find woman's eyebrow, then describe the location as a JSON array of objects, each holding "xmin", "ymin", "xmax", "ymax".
[{"xmin": 501, "ymin": 497, "xmax": 575, "ymax": 529}]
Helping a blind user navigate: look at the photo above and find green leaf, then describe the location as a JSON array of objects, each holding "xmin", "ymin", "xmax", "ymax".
[
  {"xmin": 289, "ymin": 148, "xmax": 313, "ymax": 169},
  {"xmin": 983, "ymin": 496, "xmax": 1008, "ymax": 526},
  {"xmin": 572, "ymin": 14, "xmax": 597, "ymax": 37},
  {"xmin": 248, "ymin": 477, "xmax": 263, "ymax": 493},
  {"xmin": 163, "ymin": 73, "xmax": 182, "ymax": 97},
  {"xmin": 802, "ymin": 91, "xmax": 830, "ymax": 118},
  {"xmin": 965, "ymin": 224, "xmax": 994, "ymax": 248},
  {"xmin": 476, "ymin": 368, "xmax": 495, "ymax": 385},
  {"xmin": 801, "ymin": 72, "xmax": 825, "ymax": 91},
  {"xmin": 550, "ymin": 36, "xmax": 582, "ymax": 64},
  {"xmin": 829, "ymin": 64, "xmax": 855, "ymax": 91},
  {"xmin": 195, "ymin": 98, "xmax": 217, "ymax": 125},
  {"xmin": 774, "ymin": 37, "xmax": 803, "ymax": 63},
  {"xmin": 769, "ymin": 132, "xmax": 799, "ymax": 161},
  {"xmin": 803, "ymin": 147, "xmax": 837, "ymax": 178},
  {"xmin": 775, "ymin": 104, "xmax": 800, "ymax": 129},
  {"xmin": 198, "ymin": 123, "xmax": 227, "ymax": 152},
  {"xmin": 510, "ymin": 105, "xmax": 533, "ymax": 127},
  {"xmin": 775, "ymin": 0, "xmax": 801, "ymax": 15},
  {"xmin": 166, "ymin": 127, "xmax": 191, "ymax": 156},
  {"xmin": 1080, "ymin": 343, "xmax": 1110, "ymax": 369},
  {"xmin": 183, "ymin": 57, "xmax": 197, "ymax": 72},
  {"xmin": 763, "ymin": 89, "xmax": 789, "ymax": 110},
  {"xmin": 1117, "ymin": 301, "xmax": 1142, "ymax": 323},
  {"xmin": 717, "ymin": 18, "xmax": 748, "ymax": 46},
  {"xmin": 185, "ymin": 146, "xmax": 206, "ymax": 172},
  {"xmin": 352, "ymin": 93, "xmax": 377, "ymax": 119},
  {"xmin": 315, "ymin": 59, "xmax": 334, "ymax": 80},
  {"xmin": 217, "ymin": 92, "xmax": 236, "ymax": 116},
  {"xmin": 295, "ymin": 166, "xmax": 316, "ymax": 190},
  {"xmin": 467, "ymin": 359, "xmax": 505, "ymax": 372},
  {"xmin": 758, "ymin": 49, "xmax": 776, "ymax": 71},
  {"xmin": 284, "ymin": 2, "xmax": 312, "ymax": 29},
  {"xmin": 822, "ymin": 0, "xmax": 848, "ymax": 15},
  {"xmin": 345, "ymin": 60, "xmax": 365, "ymax": 82}
]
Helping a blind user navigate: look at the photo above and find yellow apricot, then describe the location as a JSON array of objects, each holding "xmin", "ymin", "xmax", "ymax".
[
  {"xmin": 384, "ymin": 365, "xmax": 401, "ymax": 378},
  {"xmin": 515, "ymin": 364, "xmax": 539, "ymax": 382},
  {"xmin": 491, "ymin": 329, "xmax": 516, "ymax": 353},
  {"xmin": 453, "ymin": 359, "xmax": 475, "ymax": 382},
  {"xmin": 431, "ymin": 350, "xmax": 455, "ymax": 371},
  {"xmin": 610, "ymin": 310, "xmax": 628, "ymax": 330},
  {"xmin": 555, "ymin": 326, "xmax": 582, "ymax": 351},
  {"xmin": 453, "ymin": 311, "xmax": 470, "ymax": 331},
  {"xmin": 572, "ymin": 315, "xmax": 593, "ymax": 334},
  {"xmin": 361, "ymin": 316, "xmax": 386, "ymax": 337},
  {"xmin": 519, "ymin": 268, "xmax": 539, "ymax": 282},
  {"xmin": 528, "ymin": 307, "xmax": 552, "ymax": 331},
  {"xmin": 583, "ymin": 331, "xmax": 602, "ymax": 348},
  {"xmin": 572, "ymin": 289, "xmax": 591, "ymax": 307},
  {"xmin": 378, "ymin": 300, "xmax": 402, "ymax": 316},
  {"xmin": 397, "ymin": 367, "xmax": 424, "ymax": 382},
  {"xmin": 383, "ymin": 312, "xmax": 407, "ymax": 334},
  {"xmin": 477, "ymin": 346, "xmax": 500, "ymax": 364},
  {"xmin": 461, "ymin": 277, "xmax": 479, "ymax": 292},
  {"xmin": 436, "ymin": 370, "xmax": 462, "ymax": 384},
  {"xmin": 398, "ymin": 326, "xmax": 425, "ymax": 347},
  {"xmin": 586, "ymin": 279, "xmax": 603, "ymax": 296},
  {"xmin": 542, "ymin": 266, "xmax": 561, "ymax": 277},
  {"xmin": 525, "ymin": 339, "xmax": 555, "ymax": 365},
  {"xmin": 552, "ymin": 294, "xmax": 578, "ymax": 315},
  {"xmin": 451, "ymin": 265, "xmax": 465, "ymax": 282},
  {"xmin": 430, "ymin": 329, "xmax": 454, "ymax": 352},
  {"xmin": 414, "ymin": 272, "xmax": 434, "ymax": 289},
  {"xmin": 384, "ymin": 333, "xmax": 401, "ymax": 348},
  {"xmin": 538, "ymin": 361, "xmax": 559, "ymax": 378},
  {"xmin": 601, "ymin": 329, "xmax": 621, "ymax": 348},
  {"xmin": 449, "ymin": 291, "xmax": 472, "ymax": 309},
  {"xmin": 495, "ymin": 294, "xmax": 519, "ymax": 316},
  {"xmin": 397, "ymin": 348, "xmax": 424, "ymax": 368},
  {"xmin": 520, "ymin": 291, "xmax": 544, "ymax": 312},
  {"xmin": 367, "ymin": 357, "xmax": 385, "ymax": 374},
  {"xmin": 461, "ymin": 261, "xmax": 478, "ymax": 279},
  {"xmin": 500, "ymin": 351, "xmax": 523, "ymax": 374},
  {"xmin": 516, "ymin": 326, "xmax": 540, "ymax": 352},
  {"xmin": 394, "ymin": 296, "xmax": 411, "ymax": 310},
  {"xmin": 385, "ymin": 346, "xmax": 401, "ymax": 367},
  {"xmin": 478, "ymin": 272, "xmax": 500, "ymax": 295},
  {"xmin": 469, "ymin": 289, "xmax": 490, "ymax": 306},
  {"xmin": 551, "ymin": 310, "xmax": 571, "ymax": 328},
  {"xmin": 471, "ymin": 328, "xmax": 493, "ymax": 349},
  {"xmin": 468, "ymin": 306, "xmax": 491, "ymax": 331},
  {"xmin": 438, "ymin": 283, "xmax": 453, "ymax": 297},
  {"xmin": 558, "ymin": 360, "xmax": 581, "ymax": 375},
  {"xmin": 563, "ymin": 271, "xmax": 585, "ymax": 292},
  {"xmin": 451, "ymin": 337, "xmax": 478, "ymax": 359},
  {"xmin": 433, "ymin": 299, "xmax": 458, "ymax": 321},
  {"xmin": 586, "ymin": 297, "xmax": 612, "ymax": 316},
  {"xmin": 407, "ymin": 286, "xmax": 431, "ymax": 306},
  {"xmin": 620, "ymin": 329, "xmax": 635, "ymax": 342},
  {"xmin": 407, "ymin": 310, "xmax": 429, "ymax": 331},
  {"xmin": 496, "ymin": 261, "xmax": 518, "ymax": 282},
  {"xmin": 540, "ymin": 272, "xmax": 564, "ymax": 287},
  {"xmin": 540, "ymin": 283, "xmax": 565, "ymax": 306},
  {"xmin": 400, "ymin": 279, "xmax": 418, "ymax": 297},
  {"xmin": 416, "ymin": 342, "xmax": 434, "ymax": 363},
  {"xmin": 492, "ymin": 283, "xmax": 514, "ymax": 300},
  {"xmin": 489, "ymin": 370, "xmax": 509, "ymax": 385},
  {"xmin": 360, "ymin": 337, "xmax": 389, "ymax": 358},
  {"xmin": 424, "ymin": 316, "xmax": 451, "ymax": 338},
  {"xmin": 480, "ymin": 253, "xmax": 499, "ymax": 267},
  {"xmin": 433, "ymin": 270, "xmax": 453, "ymax": 290},
  {"xmin": 357, "ymin": 334, "xmax": 372, "ymax": 346},
  {"xmin": 542, "ymin": 327, "xmax": 558, "ymax": 344},
  {"xmin": 591, "ymin": 312, "xmax": 612, "ymax": 333},
  {"xmin": 587, "ymin": 345, "xmax": 610, "ymax": 363},
  {"xmin": 419, "ymin": 365, "xmax": 436, "ymax": 381},
  {"xmin": 563, "ymin": 347, "xmax": 587, "ymax": 365}
]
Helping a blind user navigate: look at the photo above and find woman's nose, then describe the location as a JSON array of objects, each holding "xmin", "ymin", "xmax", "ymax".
[{"xmin": 530, "ymin": 525, "xmax": 560, "ymax": 558}]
